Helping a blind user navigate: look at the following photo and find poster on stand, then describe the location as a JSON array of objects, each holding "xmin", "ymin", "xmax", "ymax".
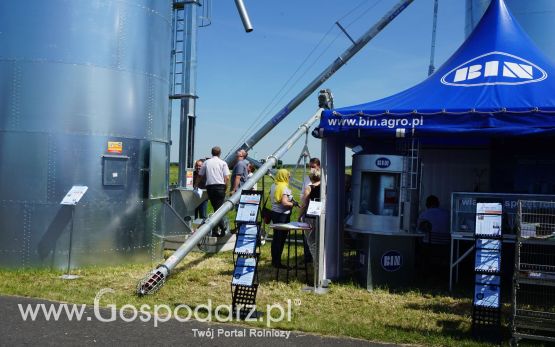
[
  {"xmin": 475, "ymin": 274, "xmax": 501, "ymax": 286},
  {"xmin": 475, "ymin": 248, "xmax": 501, "ymax": 272},
  {"xmin": 236, "ymin": 203, "xmax": 258, "ymax": 223},
  {"xmin": 238, "ymin": 224, "xmax": 259, "ymax": 237},
  {"xmin": 235, "ymin": 235, "xmax": 257, "ymax": 254},
  {"xmin": 232, "ymin": 258, "xmax": 256, "ymax": 286},
  {"xmin": 239, "ymin": 194, "xmax": 261, "ymax": 204},
  {"xmin": 474, "ymin": 284, "xmax": 500, "ymax": 308},
  {"xmin": 477, "ymin": 239, "xmax": 501, "ymax": 251},
  {"xmin": 475, "ymin": 215, "xmax": 501, "ymax": 236}
]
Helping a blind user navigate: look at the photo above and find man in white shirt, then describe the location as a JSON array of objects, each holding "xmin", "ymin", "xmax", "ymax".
[{"xmin": 196, "ymin": 146, "xmax": 230, "ymax": 236}]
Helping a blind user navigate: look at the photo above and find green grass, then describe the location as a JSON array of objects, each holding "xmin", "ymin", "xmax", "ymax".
[
  {"xmin": 0, "ymin": 236, "xmax": 503, "ymax": 347},
  {"xmin": 0, "ymin": 245, "xmax": 494, "ymax": 346}
]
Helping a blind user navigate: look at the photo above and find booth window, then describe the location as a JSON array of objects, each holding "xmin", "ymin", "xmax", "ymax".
[{"xmin": 359, "ymin": 172, "xmax": 399, "ymax": 216}]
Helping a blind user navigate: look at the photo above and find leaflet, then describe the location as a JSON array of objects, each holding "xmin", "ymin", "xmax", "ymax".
[
  {"xmin": 238, "ymin": 224, "xmax": 259, "ymax": 237},
  {"xmin": 475, "ymin": 214, "xmax": 501, "ymax": 236},
  {"xmin": 236, "ymin": 203, "xmax": 258, "ymax": 223},
  {"xmin": 232, "ymin": 258, "xmax": 257, "ymax": 286},
  {"xmin": 476, "ymin": 202, "xmax": 502, "ymax": 215},
  {"xmin": 475, "ymin": 274, "xmax": 501, "ymax": 286},
  {"xmin": 239, "ymin": 194, "xmax": 261, "ymax": 204},
  {"xmin": 476, "ymin": 239, "xmax": 501, "ymax": 251},
  {"xmin": 235, "ymin": 235, "xmax": 257, "ymax": 254},
  {"xmin": 474, "ymin": 284, "xmax": 500, "ymax": 308},
  {"xmin": 475, "ymin": 249, "xmax": 500, "ymax": 272}
]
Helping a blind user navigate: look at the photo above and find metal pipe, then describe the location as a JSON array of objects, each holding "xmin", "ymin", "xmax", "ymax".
[
  {"xmin": 225, "ymin": 0, "xmax": 415, "ymax": 164},
  {"xmin": 234, "ymin": 0, "xmax": 253, "ymax": 33},
  {"xmin": 137, "ymin": 108, "xmax": 323, "ymax": 295},
  {"xmin": 428, "ymin": 0, "xmax": 439, "ymax": 76}
]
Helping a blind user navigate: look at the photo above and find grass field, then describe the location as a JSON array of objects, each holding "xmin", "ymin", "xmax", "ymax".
[
  {"xmin": 0, "ymin": 246, "xmax": 497, "ymax": 347},
  {"xmin": 0, "ymin": 164, "xmax": 506, "ymax": 346}
]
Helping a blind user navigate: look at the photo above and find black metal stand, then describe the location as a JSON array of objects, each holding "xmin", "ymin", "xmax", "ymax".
[
  {"xmin": 231, "ymin": 190, "xmax": 263, "ymax": 320},
  {"xmin": 471, "ymin": 201, "xmax": 503, "ymax": 342}
]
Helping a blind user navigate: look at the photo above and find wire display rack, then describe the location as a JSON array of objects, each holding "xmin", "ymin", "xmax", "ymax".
[{"xmin": 512, "ymin": 200, "xmax": 555, "ymax": 345}]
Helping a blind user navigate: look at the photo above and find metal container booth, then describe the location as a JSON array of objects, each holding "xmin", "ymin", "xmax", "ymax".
[
  {"xmin": 347, "ymin": 154, "xmax": 419, "ymax": 290},
  {"xmin": 0, "ymin": 0, "xmax": 172, "ymax": 267}
]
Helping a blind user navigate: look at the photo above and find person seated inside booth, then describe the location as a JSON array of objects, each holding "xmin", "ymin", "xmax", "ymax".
[
  {"xmin": 417, "ymin": 195, "xmax": 450, "ymax": 245},
  {"xmin": 417, "ymin": 195, "xmax": 451, "ymax": 276}
]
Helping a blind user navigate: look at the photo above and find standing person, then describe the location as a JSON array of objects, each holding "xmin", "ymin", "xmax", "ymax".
[
  {"xmin": 196, "ymin": 146, "xmax": 230, "ymax": 237},
  {"xmin": 193, "ymin": 159, "xmax": 208, "ymax": 219},
  {"xmin": 247, "ymin": 162, "xmax": 257, "ymax": 190},
  {"xmin": 270, "ymin": 169, "xmax": 298, "ymax": 269},
  {"xmin": 299, "ymin": 157, "xmax": 320, "ymax": 263},
  {"xmin": 230, "ymin": 149, "xmax": 249, "ymax": 195},
  {"xmin": 299, "ymin": 169, "xmax": 321, "ymax": 220},
  {"xmin": 299, "ymin": 169, "xmax": 321, "ymax": 265},
  {"xmin": 300, "ymin": 158, "xmax": 321, "ymax": 200}
]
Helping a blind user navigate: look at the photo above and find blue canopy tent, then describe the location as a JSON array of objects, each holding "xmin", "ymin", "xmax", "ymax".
[
  {"xmin": 316, "ymin": 0, "xmax": 555, "ymax": 140},
  {"xmin": 316, "ymin": 0, "xmax": 555, "ymax": 282}
]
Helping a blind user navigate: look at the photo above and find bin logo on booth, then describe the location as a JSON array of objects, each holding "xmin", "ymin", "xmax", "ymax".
[
  {"xmin": 381, "ymin": 250, "xmax": 402, "ymax": 272},
  {"xmin": 440, "ymin": 51, "xmax": 547, "ymax": 87},
  {"xmin": 375, "ymin": 157, "xmax": 391, "ymax": 169}
]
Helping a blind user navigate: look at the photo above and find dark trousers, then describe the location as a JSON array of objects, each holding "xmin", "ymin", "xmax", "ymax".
[
  {"xmin": 271, "ymin": 210, "xmax": 290, "ymax": 266},
  {"xmin": 206, "ymin": 184, "xmax": 226, "ymax": 232},
  {"xmin": 303, "ymin": 236, "xmax": 312, "ymax": 263},
  {"xmin": 195, "ymin": 199, "xmax": 208, "ymax": 219}
]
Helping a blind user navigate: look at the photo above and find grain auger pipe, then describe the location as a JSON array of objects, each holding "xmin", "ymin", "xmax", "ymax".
[
  {"xmin": 136, "ymin": 108, "xmax": 323, "ymax": 296},
  {"xmin": 224, "ymin": 0, "xmax": 415, "ymax": 165}
]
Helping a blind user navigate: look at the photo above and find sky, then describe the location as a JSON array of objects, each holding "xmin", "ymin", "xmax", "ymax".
[{"xmin": 170, "ymin": 0, "xmax": 468, "ymax": 164}]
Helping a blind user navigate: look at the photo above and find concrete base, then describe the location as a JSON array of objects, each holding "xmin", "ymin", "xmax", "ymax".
[{"xmin": 164, "ymin": 233, "xmax": 236, "ymax": 253}]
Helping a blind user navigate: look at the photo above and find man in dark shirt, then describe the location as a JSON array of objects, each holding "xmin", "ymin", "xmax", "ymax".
[{"xmin": 230, "ymin": 149, "xmax": 249, "ymax": 194}]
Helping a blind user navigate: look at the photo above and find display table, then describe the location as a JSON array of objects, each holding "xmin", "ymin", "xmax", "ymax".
[
  {"xmin": 345, "ymin": 226, "xmax": 422, "ymax": 290},
  {"xmin": 270, "ymin": 222, "xmax": 311, "ymax": 284}
]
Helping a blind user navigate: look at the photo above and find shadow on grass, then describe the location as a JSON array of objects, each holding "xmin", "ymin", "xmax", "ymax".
[
  {"xmin": 386, "ymin": 313, "xmax": 511, "ymax": 346},
  {"xmin": 169, "ymin": 252, "xmax": 216, "ymax": 277},
  {"xmin": 404, "ymin": 300, "xmax": 472, "ymax": 316},
  {"xmin": 384, "ymin": 320, "xmax": 473, "ymax": 343}
]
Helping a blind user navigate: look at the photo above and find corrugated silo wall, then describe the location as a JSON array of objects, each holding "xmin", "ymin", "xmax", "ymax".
[
  {"xmin": 466, "ymin": 0, "xmax": 555, "ymax": 61},
  {"xmin": 0, "ymin": 0, "xmax": 172, "ymax": 267}
]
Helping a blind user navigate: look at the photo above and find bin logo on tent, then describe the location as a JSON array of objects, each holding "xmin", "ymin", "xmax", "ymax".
[
  {"xmin": 440, "ymin": 51, "xmax": 547, "ymax": 87},
  {"xmin": 381, "ymin": 250, "xmax": 402, "ymax": 272}
]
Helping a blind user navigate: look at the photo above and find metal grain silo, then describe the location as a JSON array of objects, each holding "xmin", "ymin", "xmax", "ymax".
[
  {"xmin": 0, "ymin": 0, "xmax": 172, "ymax": 267},
  {"xmin": 466, "ymin": 0, "xmax": 555, "ymax": 60}
]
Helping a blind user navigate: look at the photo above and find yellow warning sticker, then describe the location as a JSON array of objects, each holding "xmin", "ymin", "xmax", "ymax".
[
  {"xmin": 186, "ymin": 170, "xmax": 194, "ymax": 189},
  {"xmin": 107, "ymin": 141, "xmax": 123, "ymax": 154}
]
